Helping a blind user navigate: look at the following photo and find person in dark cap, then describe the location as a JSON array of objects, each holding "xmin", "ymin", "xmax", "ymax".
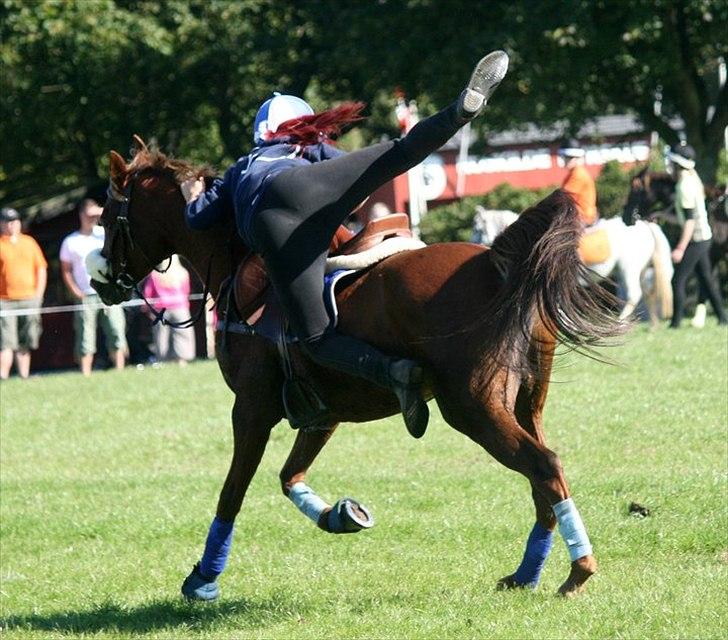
[
  {"xmin": 558, "ymin": 138, "xmax": 598, "ymax": 226},
  {"xmin": 0, "ymin": 207, "xmax": 47, "ymax": 379},
  {"xmin": 666, "ymin": 145, "xmax": 727, "ymax": 328}
]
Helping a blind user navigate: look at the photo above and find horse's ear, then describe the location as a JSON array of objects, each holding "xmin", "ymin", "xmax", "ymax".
[
  {"xmin": 109, "ymin": 150, "xmax": 127, "ymax": 188},
  {"xmin": 132, "ymin": 134, "xmax": 148, "ymax": 153}
]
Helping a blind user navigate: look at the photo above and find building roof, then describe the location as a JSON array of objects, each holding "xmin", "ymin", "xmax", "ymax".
[{"xmin": 440, "ymin": 113, "xmax": 686, "ymax": 151}]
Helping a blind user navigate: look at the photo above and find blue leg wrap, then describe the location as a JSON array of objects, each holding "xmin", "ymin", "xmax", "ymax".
[
  {"xmin": 513, "ymin": 521, "xmax": 554, "ymax": 587},
  {"xmin": 199, "ymin": 516, "xmax": 234, "ymax": 579},
  {"xmin": 553, "ymin": 497, "xmax": 593, "ymax": 561}
]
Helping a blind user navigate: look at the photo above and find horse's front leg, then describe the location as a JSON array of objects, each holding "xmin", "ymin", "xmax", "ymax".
[
  {"xmin": 181, "ymin": 396, "xmax": 279, "ymax": 601},
  {"xmin": 280, "ymin": 425, "xmax": 374, "ymax": 534}
]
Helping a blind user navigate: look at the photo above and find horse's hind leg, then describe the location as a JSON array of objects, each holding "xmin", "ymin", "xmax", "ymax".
[
  {"xmin": 182, "ymin": 395, "xmax": 279, "ymax": 601},
  {"xmin": 439, "ymin": 369, "xmax": 596, "ymax": 596},
  {"xmin": 518, "ymin": 335, "xmax": 596, "ymax": 596},
  {"xmin": 496, "ymin": 339, "xmax": 559, "ymax": 591},
  {"xmin": 280, "ymin": 426, "xmax": 374, "ymax": 534}
]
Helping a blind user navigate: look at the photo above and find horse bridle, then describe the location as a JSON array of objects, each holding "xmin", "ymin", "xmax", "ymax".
[
  {"xmin": 104, "ymin": 172, "xmax": 162, "ymax": 293},
  {"xmin": 103, "ymin": 172, "xmax": 212, "ymax": 328}
]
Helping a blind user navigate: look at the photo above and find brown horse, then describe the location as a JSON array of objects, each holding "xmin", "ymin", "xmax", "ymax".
[{"xmin": 92, "ymin": 140, "xmax": 623, "ymax": 601}]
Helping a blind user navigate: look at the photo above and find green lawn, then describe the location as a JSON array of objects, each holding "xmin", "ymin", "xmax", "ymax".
[{"xmin": 1, "ymin": 324, "xmax": 726, "ymax": 639}]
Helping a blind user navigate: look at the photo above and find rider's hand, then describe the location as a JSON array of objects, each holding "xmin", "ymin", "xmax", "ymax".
[{"xmin": 181, "ymin": 177, "xmax": 205, "ymax": 203}]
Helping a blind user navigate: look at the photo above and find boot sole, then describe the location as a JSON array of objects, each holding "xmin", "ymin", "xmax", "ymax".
[{"xmin": 467, "ymin": 50, "xmax": 509, "ymax": 103}]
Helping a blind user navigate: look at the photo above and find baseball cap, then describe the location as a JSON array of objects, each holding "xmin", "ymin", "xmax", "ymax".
[
  {"xmin": 558, "ymin": 138, "xmax": 585, "ymax": 158},
  {"xmin": 0, "ymin": 207, "xmax": 20, "ymax": 222},
  {"xmin": 667, "ymin": 145, "xmax": 696, "ymax": 170}
]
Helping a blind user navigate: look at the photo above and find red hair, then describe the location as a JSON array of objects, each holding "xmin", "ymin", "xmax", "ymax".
[{"xmin": 265, "ymin": 101, "xmax": 366, "ymax": 146}]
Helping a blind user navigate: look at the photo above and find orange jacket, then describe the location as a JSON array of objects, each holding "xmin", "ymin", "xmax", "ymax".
[
  {"xmin": 562, "ymin": 165, "xmax": 598, "ymax": 225},
  {"xmin": 0, "ymin": 234, "xmax": 47, "ymax": 300}
]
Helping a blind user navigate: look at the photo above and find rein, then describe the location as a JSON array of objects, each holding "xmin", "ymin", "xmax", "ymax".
[{"xmin": 105, "ymin": 174, "xmax": 213, "ymax": 329}]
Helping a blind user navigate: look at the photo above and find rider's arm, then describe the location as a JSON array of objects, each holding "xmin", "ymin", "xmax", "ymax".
[
  {"xmin": 317, "ymin": 142, "xmax": 347, "ymax": 161},
  {"xmin": 184, "ymin": 169, "xmax": 234, "ymax": 231}
]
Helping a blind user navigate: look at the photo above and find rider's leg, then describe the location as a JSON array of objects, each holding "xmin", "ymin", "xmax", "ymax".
[
  {"xmin": 251, "ymin": 209, "xmax": 429, "ymax": 438},
  {"xmin": 249, "ymin": 52, "xmax": 508, "ymax": 437},
  {"xmin": 262, "ymin": 51, "xmax": 508, "ymax": 227}
]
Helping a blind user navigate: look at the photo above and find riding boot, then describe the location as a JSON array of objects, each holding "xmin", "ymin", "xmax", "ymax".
[
  {"xmin": 302, "ymin": 331, "xmax": 430, "ymax": 438},
  {"xmin": 456, "ymin": 50, "xmax": 509, "ymax": 122}
]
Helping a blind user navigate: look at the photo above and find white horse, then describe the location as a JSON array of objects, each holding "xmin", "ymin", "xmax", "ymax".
[
  {"xmin": 471, "ymin": 207, "xmax": 519, "ymax": 246},
  {"xmin": 471, "ymin": 206, "xmax": 673, "ymax": 322},
  {"xmin": 586, "ymin": 217, "xmax": 673, "ymax": 321}
]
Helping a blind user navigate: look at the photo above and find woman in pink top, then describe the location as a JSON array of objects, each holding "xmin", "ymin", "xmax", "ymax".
[{"xmin": 142, "ymin": 255, "xmax": 196, "ymax": 365}]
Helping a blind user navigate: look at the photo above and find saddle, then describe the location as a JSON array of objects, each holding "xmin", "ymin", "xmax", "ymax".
[
  {"xmin": 232, "ymin": 213, "xmax": 413, "ymax": 324},
  {"xmin": 578, "ymin": 227, "xmax": 611, "ymax": 266}
]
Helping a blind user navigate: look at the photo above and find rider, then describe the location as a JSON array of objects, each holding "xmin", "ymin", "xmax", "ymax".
[
  {"xmin": 181, "ymin": 51, "xmax": 509, "ymax": 439},
  {"xmin": 558, "ymin": 138, "xmax": 598, "ymax": 226}
]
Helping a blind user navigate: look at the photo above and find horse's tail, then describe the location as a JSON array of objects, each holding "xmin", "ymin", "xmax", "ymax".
[
  {"xmin": 486, "ymin": 189, "xmax": 627, "ymax": 373},
  {"xmin": 647, "ymin": 222, "xmax": 674, "ymax": 319}
]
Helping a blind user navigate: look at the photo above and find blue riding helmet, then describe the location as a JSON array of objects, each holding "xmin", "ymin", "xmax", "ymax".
[{"xmin": 253, "ymin": 93, "xmax": 314, "ymax": 145}]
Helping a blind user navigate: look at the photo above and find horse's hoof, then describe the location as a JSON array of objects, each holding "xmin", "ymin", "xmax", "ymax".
[
  {"xmin": 556, "ymin": 555, "xmax": 597, "ymax": 597},
  {"xmin": 496, "ymin": 574, "xmax": 536, "ymax": 590},
  {"xmin": 325, "ymin": 498, "xmax": 374, "ymax": 533},
  {"xmin": 181, "ymin": 563, "xmax": 220, "ymax": 602}
]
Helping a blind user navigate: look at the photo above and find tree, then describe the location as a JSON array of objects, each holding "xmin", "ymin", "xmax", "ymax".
[
  {"xmin": 301, "ymin": 0, "xmax": 727, "ymax": 181},
  {"xmin": 516, "ymin": 0, "xmax": 728, "ymax": 182},
  {"xmin": 2, "ymin": 0, "xmax": 726, "ymax": 209}
]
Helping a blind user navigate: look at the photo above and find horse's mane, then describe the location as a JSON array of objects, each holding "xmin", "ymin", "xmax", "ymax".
[{"xmin": 126, "ymin": 147, "xmax": 216, "ymax": 184}]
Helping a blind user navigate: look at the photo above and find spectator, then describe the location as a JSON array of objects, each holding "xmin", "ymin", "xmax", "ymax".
[
  {"xmin": 60, "ymin": 199, "xmax": 127, "ymax": 375},
  {"xmin": 0, "ymin": 207, "xmax": 47, "ymax": 379},
  {"xmin": 142, "ymin": 255, "xmax": 196, "ymax": 366},
  {"xmin": 667, "ymin": 146, "xmax": 727, "ymax": 328},
  {"xmin": 558, "ymin": 138, "xmax": 598, "ymax": 226}
]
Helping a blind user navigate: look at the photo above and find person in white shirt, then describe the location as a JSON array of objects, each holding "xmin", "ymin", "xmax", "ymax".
[
  {"xmin": 59, "ymin": 199, "xmax": 127, "ymax": 375},
  {"xmin": 667, "ymin": 146, "xmax": 727, "ymax": 328}
]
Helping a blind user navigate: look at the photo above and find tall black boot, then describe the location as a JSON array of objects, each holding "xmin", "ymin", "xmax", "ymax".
[{"xmin": 302, "ymin": 331, "xmax": 429, "ymax": 438}]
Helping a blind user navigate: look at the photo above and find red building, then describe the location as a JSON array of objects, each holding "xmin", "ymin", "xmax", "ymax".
[{"xmin": 365, "ymin": 114, "xmax": 651, "ymax": 218}]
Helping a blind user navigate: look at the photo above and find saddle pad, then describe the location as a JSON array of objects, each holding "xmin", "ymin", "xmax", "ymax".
[
  {"xmin": 325, "ymin": 236, "xmax": 425, "ymax": 273},
  {"xmin": 219, "ymin": 268, "xmax": 357, "ymax": 343},
  {"xmin": 578, "ymin": 228, "xmax": 611, "ymax": 265}
]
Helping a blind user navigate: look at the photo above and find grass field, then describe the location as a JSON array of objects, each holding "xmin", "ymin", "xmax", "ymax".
[{"xmin": 1, "ymin": 324, "xmax": 726, "ymax": 639}]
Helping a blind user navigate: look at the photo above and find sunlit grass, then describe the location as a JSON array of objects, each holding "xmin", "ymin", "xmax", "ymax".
[{"xmin": 1, "ymin": 324, "xmax": 726, "ymax": 639}]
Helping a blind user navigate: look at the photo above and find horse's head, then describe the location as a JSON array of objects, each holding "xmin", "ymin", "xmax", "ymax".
[
  {"xmin": 90, "ymin": 136, "xmax": 208, "ymax": 305},
  {"xmin": 622, "ymin": 168, "xmax": 675, "ymax": 224}
]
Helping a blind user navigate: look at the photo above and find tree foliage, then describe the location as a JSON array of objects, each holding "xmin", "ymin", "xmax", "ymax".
[{"xmin": 1, "ymin": 0, "xmax": 726, "ymax": 208}]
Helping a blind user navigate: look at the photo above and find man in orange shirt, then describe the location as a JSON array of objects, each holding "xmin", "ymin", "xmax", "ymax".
[
  {"xmin": 0, "ymin": 207, "xmax": 47, "ymax": 379},
  {"xmin": 559, "ymin": 138, "xmax": 598, "ymax": 226}
]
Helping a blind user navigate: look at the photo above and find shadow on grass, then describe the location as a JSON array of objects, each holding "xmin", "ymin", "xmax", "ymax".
[{"xmin": 1, "ymin": 595, "xmax": 304, "ymax": 634}]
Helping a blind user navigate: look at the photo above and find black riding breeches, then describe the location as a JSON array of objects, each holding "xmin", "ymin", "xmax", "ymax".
[
  {"xmin": 249, "ymin": 102, "xmax": 461, "ymax": 342},
  {"xmin": 670, "ymin": 239, "xmax": 727, "ymax": 327}
]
